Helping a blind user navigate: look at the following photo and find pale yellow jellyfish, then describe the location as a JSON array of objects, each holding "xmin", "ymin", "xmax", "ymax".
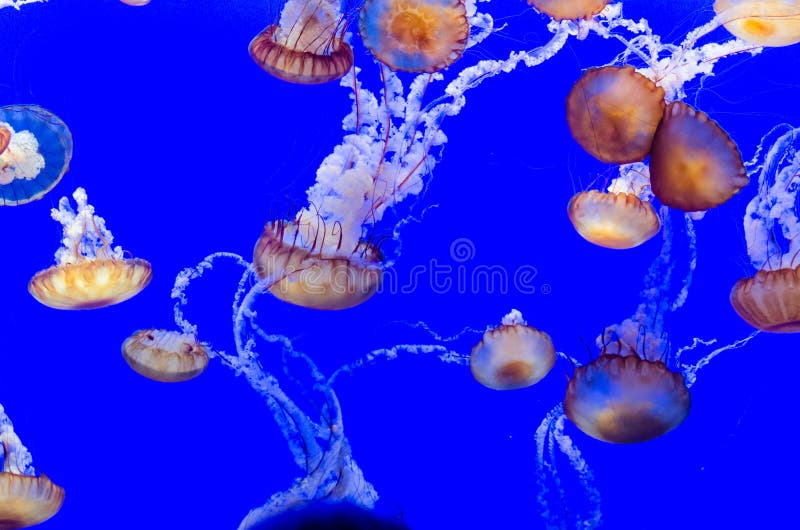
[
  {"xmin": 470, "ymin": 310, "xmax": 556, "ymax": 390},
  {"xmin": 122, "ymin": 329, "xmax": 209, "ymax": 382},
  {"xmin": 528, "ymin": 0, "xmax": 609, "ymax": 21},
  {"xmin": 254, "ymin": 219, "xmax": 382, "ymax": 310},
  {"xmin": 568, "ymin": 191, "xmax": 661, "ymax": 249},
  {"xmin": 28, "ymin": 188, "xmax": 152, "ymax": 310},
  {"xmin": 714, "ymin": 0, "xmax": 800, "ymax": 47},
  {"xmin": 0, "ymin": 407, "xmax": 64, "ymax": 529}
]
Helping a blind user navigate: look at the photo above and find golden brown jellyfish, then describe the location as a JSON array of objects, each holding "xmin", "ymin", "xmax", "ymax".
[
  {"xmin": 359, "ymin": 0, "xmax": 469, "ymax": 73},
  {"xmin": 122, "ymin": 329, "xmax": 209, "ymax": 382},
  {"xmin": 568, "ymin": 190, "xmax": 660, "ymax": 249},
  {"xmin": 649, "ymin": 101, "xmax": 748, "ymax": 212},
  {"xmin": 249, "ymin": 0, "xmax": 354, "ymax": 84},
  {"xmin": 528, "ymin": 0, "xmax": 609, "ymax": 21},
  {"xmin": 564, "ymin": 329, "xmax": 691, "ymax": 444},
  {"xmin": 566, "ymin": 66, "xmax": 665, "ymax": 164},
  {"xmin": 470, "ymin": 310, "xmax": 556, "ymax": 391},
  {"xmin": 714, "ymin": 0, "xmax": 800, "ymax": 47},
  {"xmin": 28, "ymin": 188, "xmax": 152, "ymax": 310},
  {"xmin": 0, "ymin": 413, "xmax": 64, "ymax": 529},
  {"xmin": 0, "ymin": 105, "xmax": 73, "ymax": 207},
  {"xmin": 730, "ymin": 265, "xmax": 800, "ymax": 332},
  {"xmin": 254, "ymin": 219, "xmax": 383, "ymax": 310}
]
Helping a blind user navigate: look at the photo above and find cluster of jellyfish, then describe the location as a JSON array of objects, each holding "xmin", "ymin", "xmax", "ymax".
[{"xmin": 2, "ymin": 0, "xmax": 800, "ymax": 528}]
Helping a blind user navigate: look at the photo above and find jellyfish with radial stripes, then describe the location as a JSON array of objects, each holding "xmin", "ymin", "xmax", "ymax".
[
  {"xmin": 0, "ymin": 105, "xmax": 72, "ymax": 207},
  {"xmin": 122, "ymin": 329, "xmax": 209, "ymax": 382},
  {"xmin": 714, "ymin": 0, "xmax": 800, "ymax": 47}
]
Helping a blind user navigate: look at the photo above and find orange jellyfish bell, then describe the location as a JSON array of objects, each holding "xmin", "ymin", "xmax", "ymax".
[
  {"xmin": 568, "ymin": 190, "xmax": 660, "ymax": 249},
  {"xmin": 649, "ymin": 101, "xmax": 748, "ymax": 212},
  {"xmin": 28, "ymin": 188, "xmax": 152, "ymax": 310},
  {"xmin": 249, "ymin": 0, "xmax": 354, "ymax": 84},
  {"xmin": 0, "ymin": 473, "xmax": 64, "ymax": 529},
  {"xmin": 470, "ymin": 311, "xmax": 556, "ymax": 391},
  {"xmin": 714, "ymin": 0, "xmax": 800, "ymax": 47},
  {"xmin": 359, "ymin": 0, "xmax": 469, "ymax": 73},
  {"xmin": 122, "ymin": 329, "xmax": 209, "ymax": 382},
  {"xmin": 566, "ymin": 66, "xmax": 665, "ymax": 164},
  {"xmin": 528, "ymin": 0, "xmax": 609, "ymax": 21},
  {"xmin": 0, "ymin": 126, "xmax": 9, "ymax": 156},
  {"xmin": 730, "ymin": 265, "xmax": 800, "ymax": 332},
  {"xmin": 253, "ymin": 219, "xmax": 383, "ymax": 310}
]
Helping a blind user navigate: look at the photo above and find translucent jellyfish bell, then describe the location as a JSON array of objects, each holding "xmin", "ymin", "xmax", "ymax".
[
  {"xmin": 566, "ymin": 66, "xmax": 665, "ymax": 164},
  {"xmin": 714, "ymin": 0, "xmax": 800, "ymax": 47},
  {"xmin": 470, "ymin": 310, "xmax": 556, "ymax": 391},
  {"xmin": 649, "ymin": 102, "xmax": 748, "ymax": 212},
  {"xmin": 249, "ymin": 0, "xmax": 354, "ymax": 84},
  {"xmin": 568, "ymin": 190, "xmax": 661, "ymax": 249},
  {"xmin": 528, "ymin": 0, "xmax": 609, "ymax": 21},
  {"xmin": 0, "ymin": 105, "xmax": 73, "ymax": 207},
  {"xmin": 253, "ymin": 219, "xmax": 383, "ymax": 310},
  {"xmin": 28, "ymin": 188, "xmax": 152, "ymax": 310},
  {"xmin": 730, "ymin": 267, "xmax": 800, "ymax": 332},
  {"xmin": 122, "ymin": 329, "xmax": 209, "ymax": 382},
  {"xmin": 359, "ymin": 0, "xmax": 469, "ymax": 73}
]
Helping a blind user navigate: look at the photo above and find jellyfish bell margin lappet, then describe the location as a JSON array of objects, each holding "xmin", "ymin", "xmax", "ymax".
[{"xmin": 249, "ymin": 0, "xmax": 354, "ymax": 84}]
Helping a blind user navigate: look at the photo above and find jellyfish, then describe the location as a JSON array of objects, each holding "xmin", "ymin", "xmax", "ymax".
[
  {"xmin": 249, "ymin": 0, "xmax": 354, "ymax": 84},
  {"xmin": 528, "ymin": 0, "xmax": 609, "ymax": 21},
  {"xmin": 714, "ymin": 0, "xmax": 800, "ymax": 47},
  {"xmin": 733, "ymin": 124, "xmax": 800, "ymax": 332},
  {"xmin": 253, "ymin": 219, "xmax": 383, "ymax": 311},
  {"xmin": 28, "ymin": 187, "xmax": 152, "ymax": 310},
  {"xmin": 0, "ymin": 405, "xmax": 64, "ymax": 529},
  {"xmin": 470, "ymin": 310, "xmax": 556, "ymax": 390},
  {"xmin": 122, "ymin": 329, "xmax": 209, "ymax": 382},
  {"xmin": 565, "ymin": 66, "xmax": 665, "ymax": 164},
  {"xmin": 359, "ymin": 0, "xmax": 470, "ymax": 73},
  {"xmin": 649, "ymin": 101, "xmax": 748, "ymax": 212},
  {"xmin": 0, "ymin": 105, "xmax": 72, "ymax": 207},
  {"xmin": 119, "ymin": 0, "xmax": 150, "ymax": 5}
]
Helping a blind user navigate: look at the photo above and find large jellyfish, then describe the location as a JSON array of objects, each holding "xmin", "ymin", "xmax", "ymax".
[
  {"xmin": 528, "ymin": 0, "xmax": 609, "ymax": 21},
  {"xmin": 0, "ymin": 404, "xmax": 63, "ymax": 529},
  {"xmin": 470, "ymin": 310, "xmax": 556, "ymax": 391},
  {"xmin": 122, "ymin": 329, "xmax": 209, "ymax": 382},
  {"xmin": 359, "ymin": 0, "xmax": 470, "ymax": 72},
  {"xmin": 734, "ymin": 124, "xmax": 800, "ymax": 332},
  {"xmin": 249, "ymin": 0, "xmax": 354, "ymax": 84},
  {"xmin": 28, "ymin": 187, "xmax": 152, "ymax": 310},
  {"xmin": 714, "ymin": 0, "xmax": 800, "ymax": 47},
  {"xmin": 0, "ymin": 105, "xmax": 72, "ymax": 207}
]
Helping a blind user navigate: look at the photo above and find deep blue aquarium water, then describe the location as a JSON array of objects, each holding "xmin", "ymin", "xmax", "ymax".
[{"xmin": 0, "ymin": 0, "xmax": 799, "ymax": 529}]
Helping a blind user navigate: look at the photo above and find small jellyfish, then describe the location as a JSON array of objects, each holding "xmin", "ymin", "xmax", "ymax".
[
  {"xmin": 119, "ymin": 0, "xmax": 151, "ymax": 5},
  {"xmin": 730, "ymin": 266, "xmax": 800, "ymax": 332},
  {"xmin": 714, "ymin": 0, "xmax": 800, "ymax": 47},
  {"xmin": 470, "ymin": 310, "xmax": 556, "ymax": 391},
  {"xmin": 568, "ymin": 190, "xmax": 660, "ymax": 249},
  {"xmin": 253, "ymin": 219, "xmax": 382, "ymax": 311},
  {"xmin": 649, "ymin": 101, "xmax": 748, "ymax": 212},
  {"xmin": 28, "ymin": 188, "xmax": 152, "ymax": 310},
  {"xmin": 565, "ymin": 66, "xmax": 665, "ymax": 164},
  {"xmin": 359, "ymin": 0, "xmax": 469, "ymax": 73},
  {"xmin": 528, "ymin": 0, "xmax": 609, "ymax": 21},
  {"xmin": 0, "ymin": 406, "xmax": 64, "ymax": 529},
  {"xmin": 564, "ymin": 328, "xmax": 690, "ymax": 444},
  {"xmin": 122, "ymin": 329, "xmax": 209, "ymax": 382},
  {"xmin": 249, "ymin": 0, "xmax": 354, "ymax": 84},
  {"xmin": 0, "ymin": 105, "xmax": 73, "ymax": 207}
]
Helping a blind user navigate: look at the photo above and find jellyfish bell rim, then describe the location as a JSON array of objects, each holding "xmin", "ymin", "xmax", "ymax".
[
  {"xmin": 567, "ymin": 190, "xmax": 661, "ymax": 249},
  {"xmin": 28, "ymin": 257, "xmax": 153, "ymax": 310},
  {"xmin": 0, "ymin": 472, "xmax": 65, "ymax": 529},
  {"xmin": 730, "ymin": 265, "xmax": 800, "ymax": 332},
  {"xmin": 248, "ymin": 24, "xmax": 354, "ymax": 85},
  {"xmin": 528, "ymin": 0, "xmax": 610, "ymax": 21},
  {"xmin": 122, "ymin": 329, "xmax": 210, "ymax": 383}
]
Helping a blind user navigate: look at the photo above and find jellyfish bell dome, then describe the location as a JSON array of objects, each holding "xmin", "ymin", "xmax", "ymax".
[
  {"xmin": 119, "ymin": 0, "xmax": 151, "ymax": 5},
  {"xmin": 253, "ymin": 219, "xmax": 383, "ymax": 311},
  {"xmin": 730, "ymin": 265, "xmax": 800, "ymax": 332},
  {"xmin": 249, "ymin": 0, "xmax": 354, "ymax": 84},
  {"xmin": 470, "ymin": 311, "xmax": 556, "ymax": 391},
  {"xmin": 566, "ymin": 65, "xmax": 665, "ymax": 164},
  {"xmin": 714, "ymin": 0, "xmax": 800, "ymax": 47},
  {"xmin": 122, "ymin": 329, "xmax": 209, "ymax": 382},
  {"xmin": 528, "ymin": 0, "xmax": 610, "ymax": 21},
  {"xmin": 568, "ymin": 190, "xmax": 660, "ymax": 249},
  {"xmin": 564, "ymin": 353, "xmax": 691, "ymax": 444},
  {"xmin": 0, "ymin": 473, "xmax": 64, "ymax": 530},
  {"xmin": 359, "ymin": 0, "xmax": 469, "ymax": 73},
  {"xmin": 649, "ymin": 101, "xmax": 748, "ymax": 212},
  {"xmin": 0, "ymin": 105, "xmax": 73, "ymax": 207}
]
